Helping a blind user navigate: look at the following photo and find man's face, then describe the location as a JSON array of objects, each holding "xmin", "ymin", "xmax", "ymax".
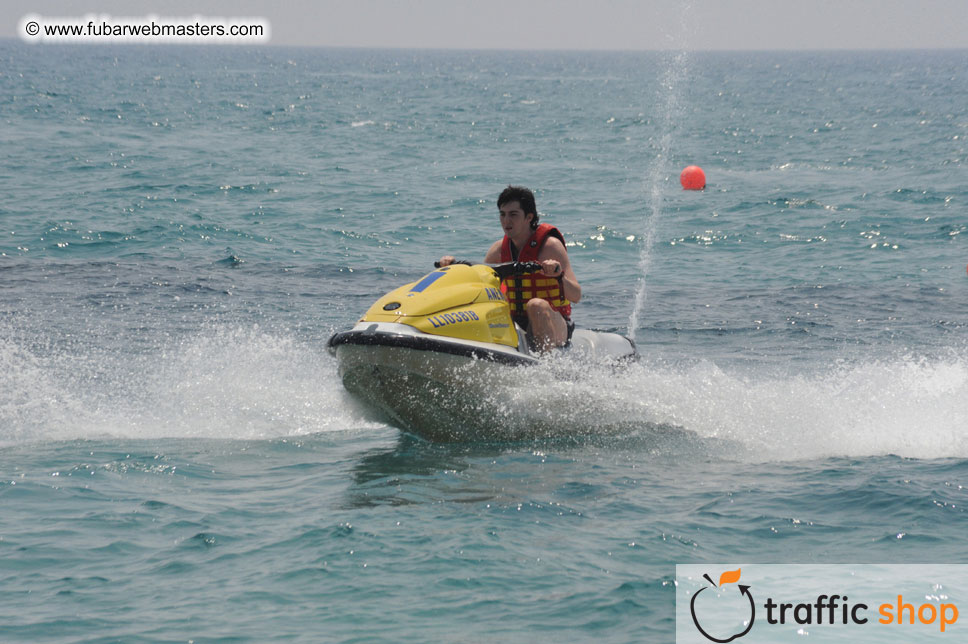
[{"xmin": 499, "ymin": 201, "xmax": 533, "ymax": 239}]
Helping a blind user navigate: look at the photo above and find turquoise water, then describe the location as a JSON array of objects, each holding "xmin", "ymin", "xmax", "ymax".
[{"xmin": 2, "ymin": 43, "xmax": 968, "ymax": 642}]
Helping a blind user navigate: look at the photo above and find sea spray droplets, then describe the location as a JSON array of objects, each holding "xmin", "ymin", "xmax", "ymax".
[
  {"xmin": 449, "ymin": 348, "xmax": 968, "ymax": 460},
  {"xmin": 138, "ymin": 326, "xmax": 390, "ymax": 438},
  {"xmin": 0, "ymin": 322, "xmax": 387, "ymax": 444},
  {"xmin": 614, "ymin": 353, "xmax": 968, "ymax": 460},
  {"xmin": 628, "ymin": 47, "xmax": 691, "ymax": 338}
]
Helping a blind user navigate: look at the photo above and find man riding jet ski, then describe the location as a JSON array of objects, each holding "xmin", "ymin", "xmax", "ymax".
[
  {"xmin": 327, "ymin": 186, "xmax": 634, "ymax": 439},
  {"xmin": 438, "ymin": 185, "xmax": 578, "ymax": 353}
]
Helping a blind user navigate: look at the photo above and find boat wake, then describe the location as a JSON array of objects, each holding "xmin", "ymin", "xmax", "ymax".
[
  {"xmin": 2, "ymin": 321, "xmax": 967, "ymax": 460},
  {"xmin": 0, "ymin": 323, "xmax": 384, "ymax": 446}
]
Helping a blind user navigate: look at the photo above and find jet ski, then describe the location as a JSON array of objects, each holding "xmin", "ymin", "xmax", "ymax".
[{"xmin": 327, "ymin": 261, "xmax": 636, "ymax": 440}]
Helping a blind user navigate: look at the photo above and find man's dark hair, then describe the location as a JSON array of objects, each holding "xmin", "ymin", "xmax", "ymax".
[{"xmin": 498, "ymin": 185, "xmax": 539, "ymax": 230}]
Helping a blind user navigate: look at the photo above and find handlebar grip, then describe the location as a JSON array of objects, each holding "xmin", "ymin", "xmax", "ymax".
[{"xmin": 434, "ymin": 259, "xmax": 472, "ymax": 269}]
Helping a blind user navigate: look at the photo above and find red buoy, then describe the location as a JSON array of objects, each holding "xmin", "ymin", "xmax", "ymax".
[{"xmin": 680, "ymin": 165, "xmax": 706, "ymax": 190}]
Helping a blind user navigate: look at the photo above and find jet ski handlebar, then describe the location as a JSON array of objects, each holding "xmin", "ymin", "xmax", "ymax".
[
  {"xmin": 489, "ymin": 261, "xmax": 544, "ymax": 280},
  {"xmin": 432, "ymin": 260, "xmax": 544, "ymax": 279}
]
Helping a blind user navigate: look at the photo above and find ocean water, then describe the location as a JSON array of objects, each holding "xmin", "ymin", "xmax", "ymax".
[{"xmin": 2, "ymin": 42, "xmax": 968, "ymax": 642}]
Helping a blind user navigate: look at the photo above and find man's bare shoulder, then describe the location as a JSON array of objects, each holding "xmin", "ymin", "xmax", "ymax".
[{"xmin": 538, "ymin": 234, "xmax": 569, "ymax": 260}]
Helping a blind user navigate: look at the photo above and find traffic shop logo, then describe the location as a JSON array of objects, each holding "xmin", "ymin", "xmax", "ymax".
[
  {"xmin": 681, "ymin": 565, "xmax": 961, "ymax": 642},
  {"xmin": 689, "ymin": 569, "xmax": 755, "ymax": 643}
]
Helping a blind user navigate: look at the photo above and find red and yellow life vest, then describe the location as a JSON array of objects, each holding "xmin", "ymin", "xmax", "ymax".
[{"xmin": 499, "ymin": 223, "xmax": 572, "ymax": 322}]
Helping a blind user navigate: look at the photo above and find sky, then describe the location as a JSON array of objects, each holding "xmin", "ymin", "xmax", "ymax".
[{"xmin": 5, "ymin": 0, "xmax": 968, "ymax": 51}]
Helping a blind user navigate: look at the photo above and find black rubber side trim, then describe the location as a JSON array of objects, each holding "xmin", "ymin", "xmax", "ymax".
[{"xmin": 327, "ymin": 330, "xmax": 536, "ymax": 367}]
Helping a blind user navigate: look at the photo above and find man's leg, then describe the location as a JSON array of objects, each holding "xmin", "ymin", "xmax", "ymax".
[{"xmin": 525, "ymin": 298, "xmax": 567, "ymax": 351}]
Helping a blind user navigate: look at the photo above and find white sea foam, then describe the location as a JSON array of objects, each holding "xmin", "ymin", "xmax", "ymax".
[
  {"xmin": 2, "ymin": 322, "xmax": 966, "ymax": 459},
  {"xmin": 0, "ymin": 324, "xmax": 386, "ymax": 445},
  {"xmin": 517, "ymin": 352, "xmax": 968, "ymax": 461}
]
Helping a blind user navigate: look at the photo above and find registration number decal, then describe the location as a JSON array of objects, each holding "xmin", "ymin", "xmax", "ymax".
[{"xmin": 429, "ymin": 310, "xmax": 479, "ymax": 328}]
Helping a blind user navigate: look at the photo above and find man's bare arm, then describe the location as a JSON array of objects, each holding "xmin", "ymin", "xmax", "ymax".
[{"xmin": 538, "ymin": 237, "xmax": 581, "ymax": 303}]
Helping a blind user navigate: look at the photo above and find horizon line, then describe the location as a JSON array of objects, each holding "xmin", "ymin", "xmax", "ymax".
[{"xmin": 2, "ymin": 37, "xmax": 967, "ymax": 54}]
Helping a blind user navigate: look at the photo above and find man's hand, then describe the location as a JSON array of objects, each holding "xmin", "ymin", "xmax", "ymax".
[{"xmin": 540, "ymin": 259, "xmax": 562, "ymax": 277}]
